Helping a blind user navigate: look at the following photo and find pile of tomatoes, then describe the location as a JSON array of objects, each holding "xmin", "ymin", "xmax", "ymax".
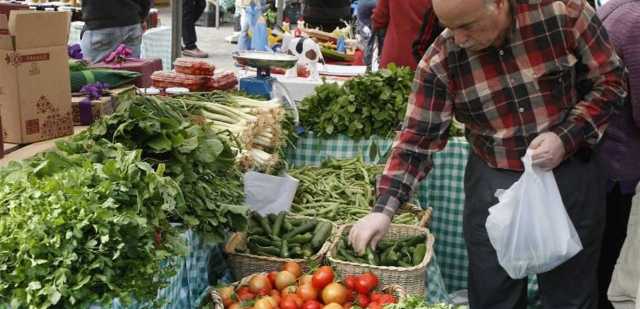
[{"xmin": 218, "ymin": 262, "xmax": 398, "ymax": 309}]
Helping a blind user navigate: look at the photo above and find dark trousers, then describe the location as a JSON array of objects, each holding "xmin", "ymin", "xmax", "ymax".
[
  {"xmin": 182, "ymin": 0, "xmax": 206, "ymax": 49},
  {"xmin": 598, "ymin": 184, "xmax": 634, "ymax": 309},
  {"xmin": 463, "ymin": 152, "xmax": 606, "ymax": 309}
]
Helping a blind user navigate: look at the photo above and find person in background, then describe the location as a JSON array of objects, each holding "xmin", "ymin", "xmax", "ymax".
[
  {"xmin": 349, "ymin": 0, "xmax": 627, "ymax": 308},
  {"xmin": 356, "ymin": 0, "xmax": 378, "ymax": 67},
  {"xmin": 303, "ymin": 0, "xmax": 351, "ymax": 32},
  {"xmin": 371, "ymin": 0, "xmax": 433, "ymax": 70},
  {"xmin": 597, "ymin": 1, "xmax": 640, "ymax": 308},
  {"xmin": 182, "ymin": 0, "xmax": 208, "ymax": 58},
  {"xmin": 81, "ymin": 0, "xmax": 150, "ymax": 63}
]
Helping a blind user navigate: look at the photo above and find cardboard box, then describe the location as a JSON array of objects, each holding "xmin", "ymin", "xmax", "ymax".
[
  {"xmin": 0, "ymin": 2, "xmax": 29, "ymax": 19},
  {"xmin": 71, "ymin": 95, "xmax": 115, "ymax": 126},
  {"xmin": 0, "ymin": 11, "xmax": 73, "ymax": 144}
]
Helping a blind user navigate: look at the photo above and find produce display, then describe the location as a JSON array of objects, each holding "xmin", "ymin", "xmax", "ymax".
[
  {"xmin": 238, "ymin": 213, "xmax": 334, "ymax": 259},
  {"xmin": 299, "ymin": 65, "xmax": 413, "ymax": 139},
  {"xmin": 289, "ymin": 156, "xmax": 422, "ymax": 225},
  {"xmin": 0, "ymin": 143, "xmax": 186, "ymax": 308},
  {"xmin": 334, "ymin": 235, "xmax": 428, "ymax": 267},
  {"xmin": 215, "ymin": 262, "xmax": 399, "ymax": 309},
  {"xmin": 178, "ymin": 91, "xmax": 295, "ymax": 174},
  {"xmin": 63, "ymin": 96, "xmax": 249, "ymax": 243}
]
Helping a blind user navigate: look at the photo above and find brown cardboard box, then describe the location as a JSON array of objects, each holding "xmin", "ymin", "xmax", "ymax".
[
  {"xmin": 71, "ymin": 95, "xmax": 115, "ymax": 125},
  {"xmin": 0, "ymin": 11, "xmax": 73, "ymax": 144}
]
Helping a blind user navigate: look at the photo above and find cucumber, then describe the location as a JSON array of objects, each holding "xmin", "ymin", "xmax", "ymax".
[
  {"xmin": 252, "ymin": 212, "xmax": 273, "ymax": 236},
  {"xmin": 310, "ymin": 222, "xmax": 332, "ymax": 250},
  {"xmin": 272, "ymin": 212, "xmax": 286, "ymax": 237},
  {"xmin": 248, "ymin": 242, "xmax": 280, "ymax": 256},
  {"xmin": 289, "ymin": 233, "xmax": 313, "ymax": 244},
  {"xmin": 280, "ymin": 239, "xmax": 290, "ymax": 258},
  {"xmin": 283, "ymin": 221, "xmax": 317, "ymax": 240}
]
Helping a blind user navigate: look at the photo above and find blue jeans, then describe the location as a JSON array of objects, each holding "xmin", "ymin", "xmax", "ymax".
[{"xmin": 81, "ymin": 24, "xmax": 143, "ymax": 64}]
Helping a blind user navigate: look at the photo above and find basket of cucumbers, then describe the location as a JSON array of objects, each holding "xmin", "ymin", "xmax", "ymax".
[
  {"xmin": 327, "ymin": 224, "xmax": 434, "ymax": 296},
  {"xmin": 224, "ymin": 212, "xmax": 338, "ymax": 280}
]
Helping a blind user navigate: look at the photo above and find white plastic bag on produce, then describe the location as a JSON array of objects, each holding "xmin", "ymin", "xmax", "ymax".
[
  {"xmin": 485, "ymin": 151, "xmax": 583, "ymax": 279},
  {"xmin": 244, "ymin": 171, "xmax": 299, "ymax": 215}
]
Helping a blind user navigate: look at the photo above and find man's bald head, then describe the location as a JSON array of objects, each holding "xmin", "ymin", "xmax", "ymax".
[{"xmin": 433, "ymin": 0, "xmax": 512, "ymax": 51}]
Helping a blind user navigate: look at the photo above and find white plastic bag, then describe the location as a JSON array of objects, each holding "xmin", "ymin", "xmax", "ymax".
[
  {"xmin": 244, "ymin": 171, "xmax": 299, "ymax": 216},
  {"xmin": 485, "ymin": 151, "xmax": 583, "ymax": 279}
]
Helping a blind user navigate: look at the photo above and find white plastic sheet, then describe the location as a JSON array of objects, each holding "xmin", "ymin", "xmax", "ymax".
[
  {"xmin": 485, "ymin": 151, "xmax": 583, "ymax": 279},
  {"xmin": 243, "ymin": 171, "xmax": 299, "ymax": 215}
]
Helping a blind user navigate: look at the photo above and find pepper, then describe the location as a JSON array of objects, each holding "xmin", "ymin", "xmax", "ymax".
[
  {"xmin": 413, "ymin": 244, "xmax": 427, "ymax": 265},
  {"xmin": 365, "ymin": 247, "xmax": 380, "ymax": 266}
]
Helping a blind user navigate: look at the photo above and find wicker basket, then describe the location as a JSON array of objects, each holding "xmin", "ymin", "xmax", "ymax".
[
  {"xmin": 327, "ymin": 224, "xmax": 435, "ymax": 296},
  {"xmin": 202, "ymin": 273, "xmax": 408, "ymax": 309},
  {"xmin": 224, "ymin": 216, "xmax": 338, "ymax": 280}
]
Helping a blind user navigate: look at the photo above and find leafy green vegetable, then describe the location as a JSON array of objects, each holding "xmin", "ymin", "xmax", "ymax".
[
  {"xmin": 62, "ymin": 96, "xmax": 249, "ymax": 243},
  {"xmin": 0, "ymin": 145, "xmax": 186, "ymax": 308},
  {"xmin": 300, "ymin": 64, "xmax": 414, "ymax": 140},
  {"xmin": 384, "ymin": 296, "xmax": 454, "ymax": 309}
]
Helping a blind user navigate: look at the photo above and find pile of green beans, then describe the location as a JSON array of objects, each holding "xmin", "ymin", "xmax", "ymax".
[{"xmin": 289, "ymin": 156, "xmax": 419, "ymax": 225}]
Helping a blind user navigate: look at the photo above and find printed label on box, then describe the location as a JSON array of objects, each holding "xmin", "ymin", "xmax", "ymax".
[{"xmin": 3, "ymin": 52, "xmax": 50, "ymax": 67}]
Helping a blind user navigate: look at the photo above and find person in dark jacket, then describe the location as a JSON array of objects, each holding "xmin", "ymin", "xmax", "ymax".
[
  {"xmin": 597, "ymin": 1, "xmax": 640, "ymax": 308},
  {"xmin": 182, "ymin": 0, "xmax": 208, "ymax": 58},
  {"xmin": 303, "ymin": 0, "xmax": 351, "ymax": 32},
  {"xmin": 81, "ymin": 0, "xmax": 150, "ymax": 63}
]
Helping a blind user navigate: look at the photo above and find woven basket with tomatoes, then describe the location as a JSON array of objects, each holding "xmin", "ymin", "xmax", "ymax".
[{"xmin": 203, "ymin": 262, "xmax": 405, "ymax": 309}]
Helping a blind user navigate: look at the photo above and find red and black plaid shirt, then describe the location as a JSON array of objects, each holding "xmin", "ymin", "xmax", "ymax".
[{"xmin": 374, "ymin": 0, "xmax": 627, "ymax": 217}]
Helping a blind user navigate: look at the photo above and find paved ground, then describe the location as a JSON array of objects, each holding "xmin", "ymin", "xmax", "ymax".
[{"xmin": 158, "ymin": 5, "xmax": 238, "ymax": 71}]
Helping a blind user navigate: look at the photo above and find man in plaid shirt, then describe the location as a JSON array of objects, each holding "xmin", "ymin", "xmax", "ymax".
[{"xmin": 349, "ymin": 0, "xmax": 627, "ymax": 307}]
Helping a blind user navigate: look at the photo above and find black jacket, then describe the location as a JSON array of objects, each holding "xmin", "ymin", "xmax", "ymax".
[
  {"xmin": 82, "ymin": 0, "xmax": 151, "ymax": 30},
  {"xmin": 303, "ymin": 0, "xmax": 351, "ymax": 26}
]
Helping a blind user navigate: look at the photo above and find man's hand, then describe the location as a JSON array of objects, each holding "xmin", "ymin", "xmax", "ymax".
[
  {"xmin": 528, "ymin": 132, "xmax": 566, "ymax": 170},
  {"xmin": 348, "ymin": 213, "xmax": 391, "ymax": 255}
]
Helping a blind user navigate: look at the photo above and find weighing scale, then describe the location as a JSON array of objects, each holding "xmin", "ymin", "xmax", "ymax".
[
  {"xmin": 233, "ymin": 51, "xmax": 298, "ymax": 98},
  {"xmin": 233, "ymin": 51, "xmax": 302, "ymax": 128}
]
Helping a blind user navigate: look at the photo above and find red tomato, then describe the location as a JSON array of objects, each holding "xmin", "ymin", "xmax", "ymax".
[
  {"xmin": 281, "ymin": 297, "xmax": 300, "ymax": 309},
  {"xmin": 283, "ymin": 261, "xmax": 303, "ymax": 278},
  {"xmin": 354, "ymin": 273, "xmax": 378, "ymax": 294},
  {"xmin": 312, "ymin": 266, "xmax": 335, "ymax": 290},
  {"xmin": 255, "ymin": 297, "xmax": 275, "ymax": 309},
  {"xmin": 237, "ymin": 287, "xmax": 256, "ymax": 301},
  {"xmin": 270, "ymin": 289, "xmax": 282, "ymax": 304},
  {"xmin": 343, "ymin": 302, "xmax": 353, "ymax": 309},
  {"xmin": 343, "ymin": 276, "xmax": 357, "ymax": 290},
  {"xmin": 297, "ymin": 283, "xmax": 318, "ymax": 301},
  {"xmin": 249, "ymin": 275, "xmax": 273, "ymax": 296},
  {"xmin": 276, "ymin": 271, "xmax": 298, "ymax": 290},
  {"xmin": 217, "ymin": 286, "xmax": 236, "ymax": 307},
  {"xmin": 299, "ymin": 274, "xmax": 314, "ymax": 286},
  {"xmin": 356, "ymin": 294, "xmax": 370, "ymax": 307},
  {"xmin": 268, "ymin": 271, "xmax": 278, "ymax": 287},
  {"xmin": 345, "ymin": 289, "xmax": 354, "ymax": 302},
  {"xmin": 286, "ymin": 294, "xmax": 304, "ymax": 307},
  {"xmin": 377, "ymin": 294, "xmax": 397, "ymax": 305},
  {"xmin": 321, "ymin": 283, "xmax": 348, "ymax": 305},
  {"xmin": 366, "ymin": 302, "xmax": 383, "ymax": 309},
  {"xmin": 370, "ymin": 292, "xmax": 382, "ymax": 303},
  {"xmin": 301, "ymin": 300, "xmax": 323, "ymax": 309}
]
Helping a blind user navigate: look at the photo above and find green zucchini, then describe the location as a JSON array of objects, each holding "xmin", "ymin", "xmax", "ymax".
[
  {"xmin": 272, "ymin": 212, "xmax": 286, "ymax": 237},
  {"xmin": 283, "ymin": 221, "xmax": 317, "ymax": 240},
  {"xmin": 310, "ymin": 222, "xmax": 333, "ymax": 250}
]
